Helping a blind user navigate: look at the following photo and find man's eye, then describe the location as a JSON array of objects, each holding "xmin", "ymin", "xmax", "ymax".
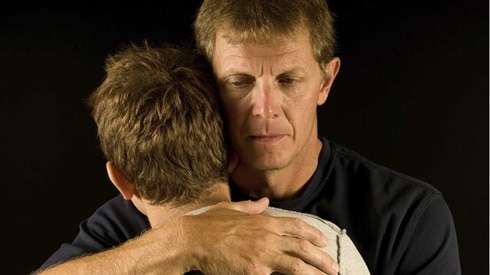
[
  {"xmin": 279, "ymin": 78, "xmax": 297, "ymax": 85},
  {"xmin": 230, "ymin": 81, "xmax": 248, "ymax": 88},
  {"xmin": 226, "ymin": 76, "xmax": 254, "ymax": 89}
]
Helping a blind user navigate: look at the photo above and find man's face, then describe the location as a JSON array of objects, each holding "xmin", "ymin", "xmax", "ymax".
[{"xmin": 212, "ymin": 30, "xmax": 334, "ymax": 171}]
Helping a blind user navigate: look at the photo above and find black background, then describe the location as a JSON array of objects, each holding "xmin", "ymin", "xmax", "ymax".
[{"xmin": 1, "ymin": 1, "xmax": 488, "ymax": 274}]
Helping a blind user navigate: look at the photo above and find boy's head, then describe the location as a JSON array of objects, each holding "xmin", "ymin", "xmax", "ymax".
[{"xmin": 88, "ymin": 42, "xmax": 228, "ymax": 205}]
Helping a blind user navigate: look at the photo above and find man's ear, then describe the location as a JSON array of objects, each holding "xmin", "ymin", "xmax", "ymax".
[
  {"xmin": 106, "ymin": 161, "xmax": 136, "ymax": 200},
  {"xmin": 317, "ymin": 57, "xmax": 341, "ymax": 105}
]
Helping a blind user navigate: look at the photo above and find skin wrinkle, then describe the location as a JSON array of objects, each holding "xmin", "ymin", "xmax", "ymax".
[{"xmin": 217, "ymin": 46, "xmax": 305, "ymax": 78}]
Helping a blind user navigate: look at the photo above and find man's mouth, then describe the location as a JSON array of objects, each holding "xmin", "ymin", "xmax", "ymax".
[{"xmin": 249, "ymin": 135, "xmax": 286, "ymax": 143}]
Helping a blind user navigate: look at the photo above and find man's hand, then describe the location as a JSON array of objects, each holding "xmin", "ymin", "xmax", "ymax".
[
  {"xmin": 181, "ymin": 198, "xmax": 339, "ymax": 274},
  {"xmin": 36, "ymin": 198, "xmax": 338, "ymax": 275}
]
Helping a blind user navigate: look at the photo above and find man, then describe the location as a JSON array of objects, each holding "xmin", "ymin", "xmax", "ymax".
[
  {"xmin": 38, "ymin": 0, "xmax": 461, "ymax": 274},
  {"xmin": 36, "ymin": 42, "xmax": 370, "ymax": 274}
]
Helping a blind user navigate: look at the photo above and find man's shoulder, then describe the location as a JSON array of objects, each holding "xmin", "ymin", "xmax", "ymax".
[{"xmin": 325, "ymin": 138, "xmax": 440, "ymax": 197}]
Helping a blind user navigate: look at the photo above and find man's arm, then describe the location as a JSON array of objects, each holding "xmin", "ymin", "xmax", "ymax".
[
  {"xmin": 36, "ymin": 199, "xmax": 339, "ymax": 274},
  {"xmin": 395, "ymin": 194, "xmax": 461, "ymax": 274},
  {"xmin": 35, "ymin": 223, "xmax": 189, "ymax": 274}
]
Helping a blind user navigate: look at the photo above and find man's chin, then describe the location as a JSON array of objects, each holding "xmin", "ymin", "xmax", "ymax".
[
  {"xmin": 236, "ymin": 144, "xmax": 291, "ymax": 171},
  {"xmin": 247, "ymin": 157, "xmax": 289, "ymax": 171}
]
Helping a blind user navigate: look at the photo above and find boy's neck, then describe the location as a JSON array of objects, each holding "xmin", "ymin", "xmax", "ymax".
[{"xmin": 142, "ymin": 182, "xmax": 231, "ymax": 228}]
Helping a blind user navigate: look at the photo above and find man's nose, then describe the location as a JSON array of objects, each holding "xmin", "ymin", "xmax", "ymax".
[{"xmin": 251, "ymin": 81, "xmax": 281, "ymax": 118}]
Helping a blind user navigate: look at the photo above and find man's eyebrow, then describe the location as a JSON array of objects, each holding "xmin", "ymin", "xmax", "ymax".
[
  {"xmin": 274, "ymin": 66, "xmax": 306, "ymax": 76},
  {"xmin": 216, "ymin": 64, "xmax": 249, "ymax": 76}
]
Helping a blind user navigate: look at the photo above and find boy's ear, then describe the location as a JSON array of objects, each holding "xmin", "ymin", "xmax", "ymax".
[{"xmin": 106, "ymin": 161, "xmax": 137, "ymax": 200}]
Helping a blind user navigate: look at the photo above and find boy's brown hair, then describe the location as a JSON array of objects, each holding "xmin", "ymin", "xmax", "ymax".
[{"xmin": 88, "ymin": 42, "xmax": 228, "ymax": 205}]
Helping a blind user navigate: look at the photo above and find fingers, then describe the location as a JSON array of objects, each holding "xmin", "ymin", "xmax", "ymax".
[
  {"xmin": 269, "ymin": 215, "xmax": 328, "ymax": 248},
  {"xmin": 214, "ymin": 199, "xmax": 328, "ymax": 248},
  {"xmin": 262, "ymin": 216, "xmax": 339, "ymax": 274},
  {"xmin": 271, "ymin": 251, "xmax": 338, "ymax": 275},
  {"xmin": 270, "ymin": 254, "xmax": 322, "ymax": 275},
  {"xmin": 278, "ymin": 237, "xmax": 339, "ymax": 275},
  {"xmin": 256, "ymin": 230, "xmax": 338, "ymax": 274},
  {"xmin": 185, "ymin": 206, "xmax": 339, "ymax": 275}
]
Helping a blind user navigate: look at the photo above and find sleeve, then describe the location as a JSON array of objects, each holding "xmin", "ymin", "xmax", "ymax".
[
  {"xmin": 395, "ymin": 194, "xmax": 461, "ymax": 275},
  {"xmin": 38, "ymin": 195, "xmax": 150, "ymax": 270}
]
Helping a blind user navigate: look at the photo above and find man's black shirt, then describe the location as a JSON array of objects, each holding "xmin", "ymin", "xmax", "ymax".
[{"xmin": 41, "ymin": 137, "xmax": 461, "ymax": 274}]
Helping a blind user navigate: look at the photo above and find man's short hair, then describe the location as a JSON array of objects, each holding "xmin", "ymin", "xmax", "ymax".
[{"xmin": 194, "ymin": 0, "xmax": 337, "ymax": 67}]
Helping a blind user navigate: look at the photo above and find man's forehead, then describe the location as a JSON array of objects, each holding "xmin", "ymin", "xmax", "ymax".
[
  {"xmin": 213, "ymin": 51, "xmax": 308, "ymax": 77},
  {"xmin": 212, "ymin": 29, "xmax": 315, "ymax": 75},
  {"xmin": 215, "ymin": 27, "xmax": 311, "ymax": 50},
  {"xmin": 215, "ymin": 32, "xmax": 311, "ymax": 57}
]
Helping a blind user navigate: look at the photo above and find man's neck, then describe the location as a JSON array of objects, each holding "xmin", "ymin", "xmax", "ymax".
[
  {"xmin": 144, "ymin": 182, "xmax": 231, "ymax": 228},
  {"xmin": 231, "ymin": 139, "xmax": 323, "ymax": 201}
]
